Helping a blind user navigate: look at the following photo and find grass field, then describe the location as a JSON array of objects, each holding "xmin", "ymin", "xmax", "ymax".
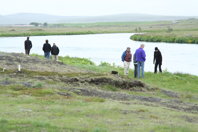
[
  {"xmin": 0, "ymin": 54, "xmax": 197, "ymax": 132},
  {"xmin": 130, "ymin": 19, "xmax": 198, "ymax": 44},
  {"xmin": 1, "ymin": 19, "xmax": 198, "ymax": 44}
]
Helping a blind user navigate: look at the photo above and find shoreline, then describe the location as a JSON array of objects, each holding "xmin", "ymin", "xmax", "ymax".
[
  {"xmin": 1, "ymin": 31, "xmax": 198, "ymax": 45},
  {"xmin": 130, "ymin": 33, "xmax": 198, "ymax": 44}
]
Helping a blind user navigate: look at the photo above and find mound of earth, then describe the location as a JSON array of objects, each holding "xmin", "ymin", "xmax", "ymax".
[{"xmin": 0, "ymin": 52, "xmax": 87, "ymax": 73}]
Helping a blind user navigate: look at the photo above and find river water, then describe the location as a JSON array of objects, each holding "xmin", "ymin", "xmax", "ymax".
[{"xmin": 0, "ymin": 33, "xmax": 197, "ymax": 76}]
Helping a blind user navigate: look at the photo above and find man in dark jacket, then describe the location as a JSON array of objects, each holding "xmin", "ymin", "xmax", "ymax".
[
  {"xmin": 42, "ymin": 40, "xmax": 51, "ymax": 59},
  {"xmin": 24, "ymin": 37, "xmax": 32, "ymax": 55},
  {"xmin": 121, "ymin": 47, "xmax": 132, "ymax": 75},
  {"xmin": 51, "ymin": 43, "xmax": 60, "ymax": 61},
  {"xmin": 153, "ymin": 47, "xmax": 162, "ymax": 73},
  {"xmin": 133, "ymin": 53, "xmax": 138, "ymax": 78}
]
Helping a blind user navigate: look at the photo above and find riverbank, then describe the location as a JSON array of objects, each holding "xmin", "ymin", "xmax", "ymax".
[
  {"xmin": 0, "ymin": 22, "xmax": 136, "ymax": 37},
  {"xmin": 1, "ymin": 19, "xmax": 198, "ymax": 42},
  {"xmin": 130, "ymin": 31, "xmax": 198, "ymax": 44},
  {"xmin": 0, "ymin": 52, "xmax": 197, "ymax": 131},
  {"xmin": 129, "ymin": 19, "xmax": 198, "ymax": 44}
]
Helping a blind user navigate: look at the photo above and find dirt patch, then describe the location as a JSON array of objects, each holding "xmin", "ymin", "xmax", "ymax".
[
  {"xmin": 0, "ymin": 52, "xmax": 88, "ymax": 73},
  {"xmin": 60, "ymin": 87, "xmax": 198, "ymax": 113},
  {"xmin": 59, "ymin": 76, "xmax": 155, "ymax": 91},
  {"xmin": 181, "ymin": 115, "xmax": 198, "ymax": 123},
  {"xmin": 161, "ymin": 89, "xmax": 180, "ymax": 98}
]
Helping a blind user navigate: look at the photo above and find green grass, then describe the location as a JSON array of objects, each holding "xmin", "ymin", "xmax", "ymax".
[
  {"xmin": 0, "ymin": 54, "xmax": 197, "ymax": 131},
  {"xmin": 32, "ymin": 54, "xmax": 198, "ymax": 94},
  {"xmin": 30, "ymin": 54, "xmax": 198, "ymax": 102},
  {"xmin": 57, "ymin": 55, "xmax": 198, "ymax": 102},
  {"xmin": 0, "ymin": 91, "xmax": 197, "ymax": 132},
  {"xmin": 131, "ymin": 31, "xmax": 198, "ymax": 44},
  {"xmin": 0, "ymin": 90, "xmax": 198, "ymax": 132}
]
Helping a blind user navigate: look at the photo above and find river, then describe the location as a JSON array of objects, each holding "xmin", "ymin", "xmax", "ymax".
[{"xmin": 0, "ymin": 33, "xmax": 197, "ymax": 76}]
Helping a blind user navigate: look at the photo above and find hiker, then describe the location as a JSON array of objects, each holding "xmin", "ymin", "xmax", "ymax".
[
  {"xmin": 135, "ymin": 44, "xmax": 146, "ymax": 78},
  {"xmin": 51, "ymin": 43, "xmax": 60, "ymax": 61},
  {"xmin": 121, "ymin": 47, "xmax": 132, "ymax": 75},
  {"xmin": 42, "ymin": 40, "xmax": 51, "ymax": 59},
  {"xmin": 133, "ymin": 53, "xmax": 138, "ymax": 78},
  {"xmin": 24, "ymin": 37, "xmax": 32, "ymax": 55},
  {"xmin": 153, "ymin": 47, "xmax": 162, "ymax": 73}
]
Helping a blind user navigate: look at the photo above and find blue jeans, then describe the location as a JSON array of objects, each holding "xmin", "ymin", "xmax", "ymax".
[
  {"xmin": 44, "ymin": 52, "xmax": 51, "ymax": 59},
  {"xmin": 137, "ymin": 61, "xmax": 144, "ymax": 78}
]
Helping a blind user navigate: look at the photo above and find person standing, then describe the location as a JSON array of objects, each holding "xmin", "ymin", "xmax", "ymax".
[
  {"xmin": 42, "ymin": 40, "xmax": 51, "ymax": 59},
  {"xmin": 121, "ymin": 47, "xmax": 132, "ymax": 75},
  {"xmin": 51, "ymin": 43, "xmax": 60, "ymax": 61},
  {"xmin": 133, "ymin": 53, "xmax": 138, "ymax": 78},
  {"xmin": 24, "ymin": 37, "xmax": 32, "ymax": 55},
  {"xmin": 153, "ymin": 47, "xmax": 162, "ymax": 73},
  {"xmin": 135, "ymin": 44, "xmax": 146, "ymax": 78}
]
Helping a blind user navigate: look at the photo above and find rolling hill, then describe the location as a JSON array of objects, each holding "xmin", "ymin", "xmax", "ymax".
[{"xmin": 0, "ymin": 13, "xmax": 197, "ymax": 25}]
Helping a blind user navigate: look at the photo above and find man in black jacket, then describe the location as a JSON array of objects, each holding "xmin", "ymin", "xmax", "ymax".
[
  {"xmin": 42, "ymin": 40, "xmax": 51, "ymax": 59},
  {"xmin": 51, "ymin": 43, "xmax": 60, "ymax": 61},
  {"xmin": 153, "ymin": 47, "xmax": 162, "ymax": 73},
  {"xmin": 24, "ymin": 37, "xmax": 32, "ymax": 55},
  {"xmin": 133, "ymin": 53, "xmax": 138, "ymax": 78}
]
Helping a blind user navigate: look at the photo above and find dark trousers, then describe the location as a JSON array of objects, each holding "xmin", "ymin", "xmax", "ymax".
[
  {"xmin": 134, "ymin": 64, "xmax": 138, "ymax": 78},
  {"xmin": 154, "ymin": 62, "xmax": 162, "ymax": 73},
  {"xmin": 25, "ymin": 49, "xmax": 30, "ymax": 55}
]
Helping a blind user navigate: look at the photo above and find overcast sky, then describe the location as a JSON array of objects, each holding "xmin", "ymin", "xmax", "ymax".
[{"xmin": 0, "ymin": 0, "xmax": 197, "ymax": 16}]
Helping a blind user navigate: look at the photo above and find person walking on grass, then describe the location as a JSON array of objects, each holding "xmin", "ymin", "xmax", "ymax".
[
  {"xmin": 121, "ymin": 47, "xmax": 132, "ymax": 75},
  {"xmin": 133, "ymin": 53, "xmax": 138, "ymax": 78},
  {"xmin": 153, "ymin": 47, "xmax": 162, "ymax": 73},
  {"xmin": 135, "ymin": 44, "xmax": 146, "ymax": 78},
  {"xmin": 24, "ymin": 37, "xmax": 32, "ymax": 55},
  {"xmin": 42, "ymin": 40, "xmax": 51, "ymax": 59},
  {"xmin": 51, "ymin": 43, "xmax": 60, "ymax": 61}
]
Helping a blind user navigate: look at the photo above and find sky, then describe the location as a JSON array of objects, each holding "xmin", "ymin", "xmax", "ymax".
[{"xmin": 0, "ymin": 0, "xmax": 197, "ymax": 16}]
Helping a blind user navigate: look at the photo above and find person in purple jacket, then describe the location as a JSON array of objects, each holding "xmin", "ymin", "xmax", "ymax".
[{"xmin": 135, "ymin": 44, "xmax": 146, "ymax": 78}]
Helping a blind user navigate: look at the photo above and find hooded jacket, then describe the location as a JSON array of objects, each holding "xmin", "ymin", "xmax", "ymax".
[
  {"xmin": 51, "ymin": 45, "xmax": 60, "ymax": 55},
  {"xmin": 154, "ymin": 50, "xmax": 162, "ymax": 64}
]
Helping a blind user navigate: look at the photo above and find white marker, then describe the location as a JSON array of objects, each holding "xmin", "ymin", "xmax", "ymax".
[{"xmin": 18, "ymin": 65, "xmax": 21, "ymax": 72}]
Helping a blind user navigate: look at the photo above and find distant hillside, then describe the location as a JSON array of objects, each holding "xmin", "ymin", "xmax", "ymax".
[{"xmin": 0, "ymin": 13, "xmax": 197, "ymax": 25}]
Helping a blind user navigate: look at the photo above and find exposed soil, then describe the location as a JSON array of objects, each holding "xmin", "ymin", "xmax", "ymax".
[
  {"xmin": 60, "ymin": 87, "xmax": 198, "ymax": 113},
  {"xmin": 0, "ymin": 52, "xmax": 87, "ymax": 73}
]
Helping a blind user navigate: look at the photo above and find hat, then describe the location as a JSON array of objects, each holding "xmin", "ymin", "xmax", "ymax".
[{"xmin": 155, "ymin": 47, "xmax": 158, "ymax": 50}]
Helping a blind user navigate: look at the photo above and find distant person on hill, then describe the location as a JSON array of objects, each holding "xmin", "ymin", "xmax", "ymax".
[
  {"xmin": 42, "ymin": 40, "xmax": 51, "ymax": 59},
  {"xmin": 51, "ymin": 43, "xmax": 60, "ymax": 61},
  {"xmin": 121, "ymin": 47, "xmax": 132, "ymax": 75},
  {"xmin": 153, "ymin": 47, "xmax": 162, "ymax": 73},
  {"xmin": 133, "ymin": 53, "xmax": 138, "ymax": 78},
  {"xmin": 135, "ymin": 44, "xmax": 146, "ymax": 78},
  {"xmin": 24, "ymin": 37, "xmax": 32, "ymax": 55}
]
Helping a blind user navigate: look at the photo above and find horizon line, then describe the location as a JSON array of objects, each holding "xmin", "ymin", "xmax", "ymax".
[{"xmin": 1, "ymin": 12, "xmax": 198, "ymax": 17}]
